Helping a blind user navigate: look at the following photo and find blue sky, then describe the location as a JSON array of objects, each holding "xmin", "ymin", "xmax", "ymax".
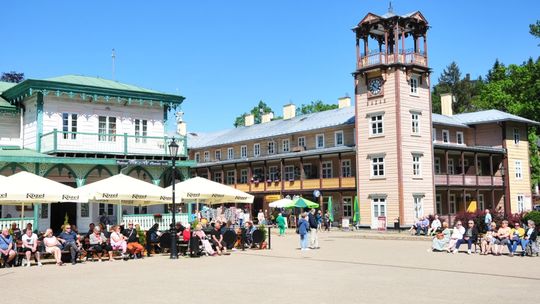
[{"xmin": 2, "ymin": 1, "xmax": 539, "ymax": 133}]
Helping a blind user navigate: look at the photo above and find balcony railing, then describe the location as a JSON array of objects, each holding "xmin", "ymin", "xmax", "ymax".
[
  {"xmin": 122, "ymin": 213, "xmax": 189, "ymax": 230},
  {"xmin": 357, "ymin": 50, "xmax": 427, "ymax": 69},
  {"xmin": 0, "ymin": 217, "xmax": 34, "ymax": 231},
  {"xmin": 40, "ymin": 129, "xmax": 187, "ymax": 157},
  {"xmin": 232, "ymin": 177, "xmax": 356, "ymax": 192},
  {"xmin": 435, "ymin": 174, "xmax": 504, "ymax": 187}
]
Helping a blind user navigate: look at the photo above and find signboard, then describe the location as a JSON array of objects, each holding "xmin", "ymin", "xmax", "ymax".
[
  {"xmin": 342, "ymin": 218, "xmax": 350, "ymax": 231},
  {"xmin": 116, "ymin": 160, "xmax": 169, "ymax": 166},
  {"xmin": 265, "ymin": 195, "xmax": 281, "ymax": 202},
  {"xmin": 377, "ymin": 216, "xmax": 387, "ymax": 231}
]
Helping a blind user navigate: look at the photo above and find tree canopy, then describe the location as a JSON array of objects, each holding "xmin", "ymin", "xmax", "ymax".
[
  {"xmin": 296, "ymin": 100, "xmax": 338, "ymax": 115},
  {"xmin": 233, "ymin": 101, "xmax": 274, "ymax": 127},
  {"xmin": 1, "ymin": 71, "xmax": 24, "ymax": 83}
]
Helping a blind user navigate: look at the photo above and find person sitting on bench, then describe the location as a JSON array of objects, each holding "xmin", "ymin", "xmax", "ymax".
[
  {"xmin": 123, "ymin": 222, "xmax": 144, "ymax": 259},
  {"xmin": 21, "ymin": 228, "xmax": 41, "ymax": 267},
  {"xmin": 110, "ymin": 225, "xmax": 128, "ymax": 259},
  {"xmin": 244, "ymin": 221, "xmax": 257, "ymax": 248},
  {"xmin": 43, "ymin": 229, "xmax": 63, "ymax": 266},
  {"xmin": 210, "ymin": 221, "xmax": 227, "ymax": 255},
  {"xmin": 89, "ymin": 226, "xmax": 114, "ymax": 262},
  {"xmin": 0, "ymin": 228, "xmax": 16, "ymax": 267},
  {"xmin": 194, "ymin": 224, "xmax": 216, "ymax": 256},
  {"xmin": 58, "ymin": 224, "xmax": 80, "ymax": 265},
  {"xmin": 453, "ymin": 220, "xmax": 478, "ymax": 254},
  {"xmin": 146, "ymin": 223, "xmax": 162, "ymax": 257}
]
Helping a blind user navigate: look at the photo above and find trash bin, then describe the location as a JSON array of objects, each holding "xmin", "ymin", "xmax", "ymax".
[{"xmin": 394, "ymin": 217, "xmax": 400, "ymax": 232}]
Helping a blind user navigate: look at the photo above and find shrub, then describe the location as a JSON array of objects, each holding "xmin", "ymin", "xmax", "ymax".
[
  {"xmin": 523, "ymin": 210, "xmax": 540, "ymax": 225},
  {"xmin": 258, "ymin": 224, "xmax": 267, "ymax": 241}
]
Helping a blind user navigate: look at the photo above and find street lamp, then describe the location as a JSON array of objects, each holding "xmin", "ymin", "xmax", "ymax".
[{"xmin": 168, "ymin": 138, "xmax": 179, "ymax": 259}]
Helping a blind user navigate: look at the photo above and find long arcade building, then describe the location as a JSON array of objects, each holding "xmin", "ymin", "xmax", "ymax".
[{"xmin": 188, "ymin": 9, "xmax": 538, "ymax": 228}]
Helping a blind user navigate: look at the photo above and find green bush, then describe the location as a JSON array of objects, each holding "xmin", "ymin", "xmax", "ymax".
[
  {"xmin": 258, "ymin": 224, "xmax": 267, "ymax": 242},
  {"xmin": 523, "ymin": 211, "xmax": 540, "ymax": 225}
]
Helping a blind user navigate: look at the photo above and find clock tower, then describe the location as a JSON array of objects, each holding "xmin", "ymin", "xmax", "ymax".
[{"xmin": 353, "ymin": 9, "xmax": 434, "ymax": 228}]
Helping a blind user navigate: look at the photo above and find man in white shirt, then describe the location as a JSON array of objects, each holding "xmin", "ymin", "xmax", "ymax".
[
  {"xmin": 21, "ymin": 228, "xmax": 41, "ymax": 267},
  {"xmin": 428, "ymin": 214, "xmax": 442, "ymax": 236},
  {"xmin": 257, "ymin": 209, "xmax": 265, "ymax": 225}
]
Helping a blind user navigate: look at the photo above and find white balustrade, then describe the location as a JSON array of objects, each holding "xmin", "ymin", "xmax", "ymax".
[
  {"xmin": 122, "ymin": 213, "xmax": 189, "ymax": 231},
  {"xmin": 0, "ymin": 218, "xmax": 34, "ymax": 231}
]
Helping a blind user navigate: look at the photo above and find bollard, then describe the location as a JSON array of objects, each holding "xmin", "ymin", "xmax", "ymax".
[{"xmin": 267, "ymin": 226, "xmax": 271, "ymax": 250}]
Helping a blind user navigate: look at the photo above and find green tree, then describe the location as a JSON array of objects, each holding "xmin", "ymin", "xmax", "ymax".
[
  {"xmin": 530, "ymin": 20, "xmax": 540, "ymax": 43},
  {"xmin": 233, "ymin": 100, "xmax": 274, "ymax": 127},
  {"xmin": 1, "ymin": 71, "xmax": 24, "ymax": 83},
  {"xmin": 432, "ymin": 62, "xmax": 482, "ymax": 114},
  {"xmin": 296, "ymin": 100, "xmax": 338, "ymax": 115}
]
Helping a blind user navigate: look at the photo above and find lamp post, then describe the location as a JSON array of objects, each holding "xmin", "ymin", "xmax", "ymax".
[{"xmin": 168, "ymin": 138, "xmax": 179, "ymax": 259}]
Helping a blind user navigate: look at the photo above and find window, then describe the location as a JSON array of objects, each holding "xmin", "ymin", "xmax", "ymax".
[
  {"xmin": 284, "ymin": 166, "xmax": 295, "ymax": 181},
  {"xmin": 254, "ymin": 143, "xmax": 260, "ymax": 157},
  {"xmin": 316, "ymin": 134, "xmax": 325, "ymax": 149},
  {"xmin": 240, "ymin": 169, "xmax": 248, "ymax": 184},
  {"xmin": 240, "ymin": 145, "xmax": 247, "ymax": 158},
  {"xmin": 370, "ymin": 114, "xmax": 384, "ymax": 136},
  {"xmin": 371, "ymin": 157, "xmax": 385, "ymax": 178},
  {"xmin": 253, "ymin": 168, "xmax": 263, "ymax": 181},
  {"xmin": 341, "ymin": 160, "xmax": 352, "ymax": 177},
  {"xmin": 80, "ymin": 203, "xmax": 89, "ymax": 218},
  {"xmin": 99, "ymin": 203, "xmax": 114, "ymax": 216},
  {"xmin": 98, "ymin": 116, "xmax": 116, "ymax": 141},
  {"xmin": 134, "ymin": 119, "xmax": 148, "ymax": 143},
  {"xmin": 435, "ymin": 195, "xmax": 442, "ymax": 215},
  {"xmin": 62, "ymin": 113, "xmax": 78, "ymax": 139},
  {"xmin": 411, "ymin": 113, "xmax": 420, "ymax": 134},
  {"xmin": 215, "ymin": 150, "xmax": 221, "ymax": 161},
  {"xmin": 517, "ymin": 194, "xmax": 525, "ymax": 213},
  {"xmin": 203, "ymin": 151, "xmax": 209, "ymax": 162},
  {"xmin": 449, "ymin": 195, "xmax": 456, "ymax": 214},
  {"xmin": 478, "ymin": 194, "xmax": 485, "ymax": 211},
  {"xmin": 298, "ymin": 137, "xmax": 306, "ymax": 148},
  {"xmin": 477, "ymin": 160, "xmax": 483, "ymax": 175},
  {"xmin": 268, "ymin": 142, "xmax": 275, "ymax": 154},
  {"xmin": 134, "ymin": 206, "xmax": 148, "ymax": 214},
  {"xmin": 434, "ymin": 157, "xmax": 441, "ymax": 174},
  {"xmin": 515, "ymin": 160, "xmax": 522, "ymax": 179},
  {"xmin": 442, "ymin": 130, "xmax": 449, "ymax": 143},
  {"xmin": 227, "ymin": 147, "xmax": 234, "ymax": 160},
  {"xmin": 40, "ymin": 204, "xmax": 49, "ymax": 219},
  {"xmin": 447, "ymin": 159, "xmax": 455, "ymax": 175},
  {"xmin": 412, "ymin": 155, "xmax": 422, "ymax": 177},
  {"xmin": 213, "ymin": 172, "xmax": 223, "ymax": 183},
  {"xmin": 410, "ymin": 76, "xmax": 418, "ymax": 94},
  {"xmin": 226, "ymin": 170, "xmax": 235, "ymax": 185},
  {"xmin": 413, "ymin": 196, "xmax": 423, "ymax": 219},
  {"xmin": 459, "ymin": 159, "xmax": 469, "ymax": 174},
  {"xmin": 269, "ymin": 166, "xmax": 279, "ymax": 181},
  {"xmin": 194, "ymin": 153, "xmax": 200, "ymax": 162},
  {"xmin": 432, "ymin": 128, "xmax": 437, "ymax": 142},
  {"xmin": 322, "ymin": 161, "xmax": 333, "ymax": 178},
  {"xmin": 334, "ymin": 131, "xmax": 344, "ymax": 146},
  {"xmin": 456, "ymin": 131, "xmax": 464, "ymax": 145},
  {"xmin": 343, "ymin": 197, "xmax": 353, "ymax": 217},
  {"xmin": 513, "ymin": 128, "xmax": 520, "ymax": 145},
  {"xmin": 282, "ymin": 139, "xmax": 290, "ymax": 153},
  {"xmin": 372, "ymin": 197, "xmax": 386, "ymax": 217}
]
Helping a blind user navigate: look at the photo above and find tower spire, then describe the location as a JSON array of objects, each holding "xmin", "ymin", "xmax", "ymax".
[
  {"xmin": 111, "ymin": 48, "xmax": 116, "ymax": 80},
  {"xmin": 388, "ymin": 1, "xmax": 394, "ymax": 13}
]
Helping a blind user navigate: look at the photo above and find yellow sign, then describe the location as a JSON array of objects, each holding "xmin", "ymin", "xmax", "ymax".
[
  {"xmin": 265, "ymin": 195, "xmax": 281, "ymax": 202},
  {"xmin": 467, "ymin": 200, "xmax": 477, "ymax": 213}
]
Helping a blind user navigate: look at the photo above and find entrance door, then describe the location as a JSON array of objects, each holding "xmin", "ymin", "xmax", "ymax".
[
  {"xmin": 371, "ymin": 198, "xmax": 386, "ymax": 229},
  {"xmin": 50, "ymin": 203, "xmax": 77, "ymax": 233}
]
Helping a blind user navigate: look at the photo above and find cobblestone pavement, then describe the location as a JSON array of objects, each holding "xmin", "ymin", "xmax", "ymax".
[{"xmin": 4, "ymin": 230, "xmax": 539, "ymax": 304}]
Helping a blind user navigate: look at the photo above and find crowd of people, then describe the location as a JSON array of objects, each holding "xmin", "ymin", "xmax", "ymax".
[{"xmin": 422, "ymin": 210, "xmax": 539, "ymax": 256}]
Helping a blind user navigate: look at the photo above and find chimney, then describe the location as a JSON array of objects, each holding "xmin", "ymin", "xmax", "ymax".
[
  {"xmin": 244, "ymin": 114, "xmax": 255, "ymax": 127},
  {"xmin": 261, "ymin": 112, "xmax": 274, "ymax": 123},
  {"xmin": 338, "ymin": 96, "xmax": 351, "ymax": 108},
  {"xmin": 283, "ymin": 104, "xmax": 296, "ymax": 120},
  {"xmin": 177, "ymin": 121, "xmax": 187, "ymax": 136},
  {"xmin": 440, "ymin": 93, "xmax": 454, "ymax": 116}
]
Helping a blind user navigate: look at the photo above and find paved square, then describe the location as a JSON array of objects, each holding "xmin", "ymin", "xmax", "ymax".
[{"xmin": 4, "ymin": 231, "xmax": 539, "ymax": 304}]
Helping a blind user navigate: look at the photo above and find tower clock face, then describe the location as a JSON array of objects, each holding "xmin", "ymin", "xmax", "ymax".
[{"xmin": 368, "ymin": 78, "xmax": 383, "ymax": 96}]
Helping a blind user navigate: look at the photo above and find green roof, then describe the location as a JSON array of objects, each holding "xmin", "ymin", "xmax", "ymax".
[
  {"xmin": 44, "ymin": 75, "xmax": 162, "ymax": 94},
  {"xmin": 0, "ymin": 81, "xmax": 17, "ymax": 93},
  {"xmin": 0, "ymin": 148, "xmax": 52, "ymax": 158}
]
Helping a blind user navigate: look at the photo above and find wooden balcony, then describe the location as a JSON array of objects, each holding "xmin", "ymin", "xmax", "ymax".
[
  {"xmin": 233, "ymin": 177, "xmax": 356, "ymax": 193},
  {"xmin": 357, "ymin": 50, "xmax": 427, "ymax": 70},
  {"xmin": 435, "ymin": 174, "xmax": 504, "ymax": 187}
]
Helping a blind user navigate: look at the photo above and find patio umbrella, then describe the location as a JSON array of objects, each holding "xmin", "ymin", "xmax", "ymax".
[
  {"xmin": 167, "ymin": 177, "xmax": 254, "ymax": 205},
  {"xmin": 76, "ymin": 174, "xmax": 171, "ymax": 206},
  {"xmin": 0, "ymin": 171, "xmax": 81, "ymax": 204},
  {"xmin": 285, "ymin": 197, "xmax": 319, "ymax": 209},
  {"xmin": 353, "ymin": 196, "xmax": 360, "ymax": 223},
  {"xmin": 328, "ymin": 197, "xmax": 334, "ymax": 222},
  {"xmin": 269, "ymin": 198, "xmax": 293, "ymax": 208}
]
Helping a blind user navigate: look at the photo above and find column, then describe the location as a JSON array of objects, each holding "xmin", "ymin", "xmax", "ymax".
[
  {"xmin": 474, "ymin": 153, "xmax": 479, "ymax": 186},
  {"xmin": 338, "ymin": 153, "xmax": 343, "ymax": 188},
  {"xmin": 489, "ymin": 154, "xmax": 494, "ymax": 186},
  {"xmin": 318, "ymin": 155, "xmax": 323, "ymax": 189},
  {"xmin": 356, "ymin": 38, "xmax": 360, "ymax": 68},
  {"xmin": 444, "ymin": 150, "xmax": 449, "ymax": 184},
  {"xmin": 248, "ymin": 163, "xmax": 253, "ymax": 192},
  {"xmin": 300, "ymin": 157, "xmax": 304, "ymax": 190},
  {"xmin": 461, "ymin": 151, "xmax": 465, "ymax": 185}
]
